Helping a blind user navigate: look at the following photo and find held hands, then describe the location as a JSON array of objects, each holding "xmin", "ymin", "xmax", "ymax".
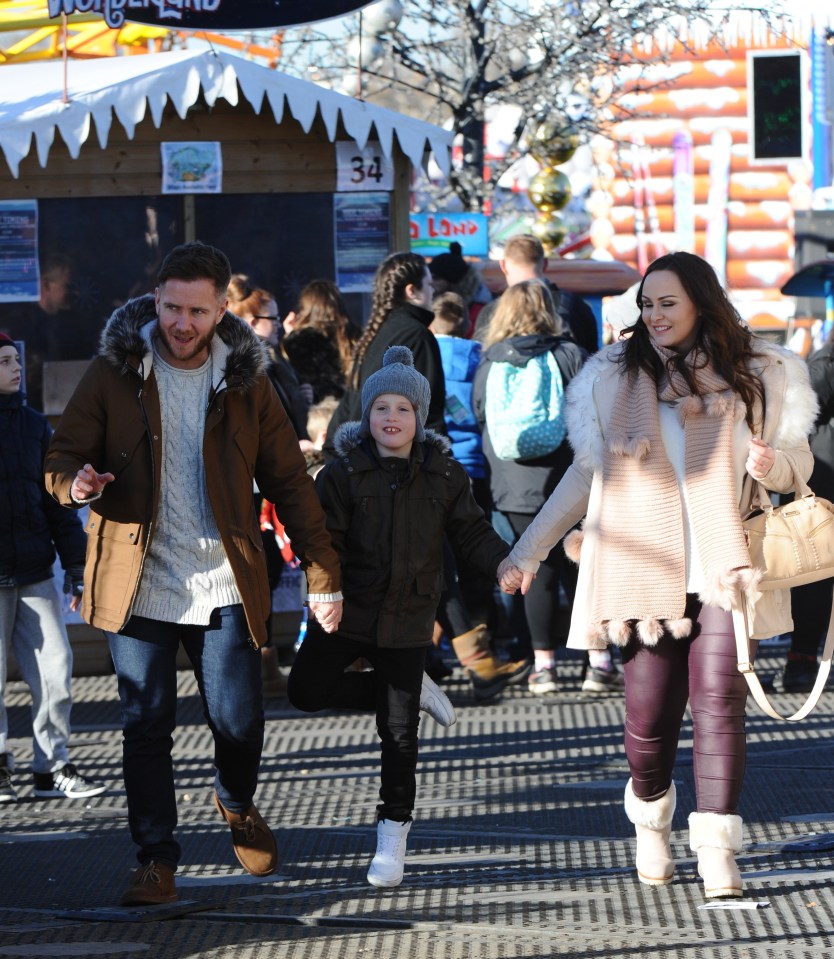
[
  {"xmin": 746, "ymin": 438, "xmax": 776, "ymax": 480},
  {"xmin": 497, "ymin": 557, "xmax": 536, "ymax": 595},
  {"xmin": 71, "ymin": 463, "xmax": 115, "ymax": 502},
  {"xmin": 308, "ymin": 599, "xmax": 343, "ymax": 633}
]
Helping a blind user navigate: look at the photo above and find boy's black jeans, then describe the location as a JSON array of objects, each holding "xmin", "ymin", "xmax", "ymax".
[{"xmin": 288, "ymin": 625, "xmax": 425, "ymax": 822}]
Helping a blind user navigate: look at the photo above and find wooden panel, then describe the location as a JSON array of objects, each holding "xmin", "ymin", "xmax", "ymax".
[
  {"xmin": 609, "ymin": 170, "xmax": 793, "ymax": 207},
  {"xmin": 613, "ymin": 117, "xmax": 749, "ymax": 149},
  {"xmin": 610, "ymin": 202, "xmax": 793, "ymax": 232},
  {"xmin": 726, "ymin": 259, "xmax": 794, "ymax": 289},
  {"xmin": 479, "ymin": 259, "xmax": 641, "ymax": 296},
  {"xmin": 626, "ymin": 146, "xmax": 783, "ymax": 178},
  {"xmin": 606, "ymin": 229, "xmax": 792, "ymax": 261},
  {"xmin": 614, "ymin": 87, "xmax": 748, "ymax": 119},
  {"xmin": 620, "ymin": 60, "xmax": 748, "ymax": 93}
]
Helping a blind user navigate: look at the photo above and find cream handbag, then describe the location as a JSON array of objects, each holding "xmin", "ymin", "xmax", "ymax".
[{"xmin": 733, "ymin": 454, "xmax": 834, "ymax": 721}]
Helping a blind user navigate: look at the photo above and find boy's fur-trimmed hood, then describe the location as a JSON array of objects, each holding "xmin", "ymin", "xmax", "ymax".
[
  {"xmin": 98, "ymin": 293, "xmax": 266, "ymax": 391},
  {"xmin": 333, "ymin": 421, "xmax": 451, "ymax": 459}
]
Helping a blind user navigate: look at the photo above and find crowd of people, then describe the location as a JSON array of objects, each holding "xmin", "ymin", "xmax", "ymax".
[{"xmin": 0, "ymin": 235, "xmax": 831, "ymax": 907}]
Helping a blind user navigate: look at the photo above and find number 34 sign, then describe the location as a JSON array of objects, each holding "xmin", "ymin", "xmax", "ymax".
[{"xmin": 336, "ymin": 142, "xmax": 394, "ymax": 192}]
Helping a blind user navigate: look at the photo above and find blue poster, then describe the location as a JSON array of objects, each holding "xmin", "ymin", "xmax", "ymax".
[
  {"xmin": 0, "ymin": 200, "xmax": 39, "ymax": 302},
  {"xmin": 334, "ymin": 193, "xmax": 391, "ymax": 293}
]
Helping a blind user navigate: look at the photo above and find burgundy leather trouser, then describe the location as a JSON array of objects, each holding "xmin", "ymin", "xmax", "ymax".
[{"xmin": 621, "ymin": 596, "xmax": 748, "ymax": 814}]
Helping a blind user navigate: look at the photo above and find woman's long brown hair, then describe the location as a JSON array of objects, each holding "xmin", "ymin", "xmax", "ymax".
[{"xmin": 620, "ymin": 252, "xmax": 765, "ymax": 430}]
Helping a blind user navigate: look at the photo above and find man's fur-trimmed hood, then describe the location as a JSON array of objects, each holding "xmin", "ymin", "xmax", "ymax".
[
  {"xmin": 98, "ymin": 293, "xmax": 266, "ymax": 391},
  {"xmin": 564, "ymin": 338, "xmax": 818, "ymax": 474},
  {"xmin": 333, "ymin": 421, "xmax": 451, "ymax": 459}
]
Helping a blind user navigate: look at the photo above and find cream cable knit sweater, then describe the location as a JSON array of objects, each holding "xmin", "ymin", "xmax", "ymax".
[{"xmin": 132, "ymin": 351, "xmax": 242, "ymax": 624}]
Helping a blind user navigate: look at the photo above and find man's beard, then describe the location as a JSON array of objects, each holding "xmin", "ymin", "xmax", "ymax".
[{"xmin": 157, "ymin": 324, "xmax": 215, "ymax": 366}]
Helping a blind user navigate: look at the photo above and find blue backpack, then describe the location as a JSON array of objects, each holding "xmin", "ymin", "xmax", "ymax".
[{"xmin": 485, "ymin": 350, "xmax": 566, "ymax": 461}]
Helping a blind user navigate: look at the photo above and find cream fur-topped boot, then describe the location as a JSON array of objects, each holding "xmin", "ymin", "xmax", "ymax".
[
  {"xmin": 624, "ymin": 779, "xmax": 677, "ymax": 886},
  {"xmin": 688, "ymin": 812, "xmax": 743, "ymax": 898}
]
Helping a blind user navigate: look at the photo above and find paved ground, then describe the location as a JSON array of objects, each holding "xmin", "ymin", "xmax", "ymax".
[{"xmin": 1, "ymin": 639, "xmax": 833, "ymax": 959}]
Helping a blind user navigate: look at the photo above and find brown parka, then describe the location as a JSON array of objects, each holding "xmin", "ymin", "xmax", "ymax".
[{"xmin": 44, "ymin": 294, "xmax": 340, "ymax": 648}]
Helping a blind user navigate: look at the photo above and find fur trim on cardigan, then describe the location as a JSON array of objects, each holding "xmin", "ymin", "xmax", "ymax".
[
  {"xmin": 563, "ymin": 527, "xmax": 583, "ymax": 564},
  {"xmin": 98, "ymin": 293, "xmax": 266, "ymax": 392},
  {"xmin": 333, "ymin": 420, "xmax": 451, "ymax": 458},
  {"xmin": 699, "ymin": 566, "xmax": 762, "ymax": 612}
]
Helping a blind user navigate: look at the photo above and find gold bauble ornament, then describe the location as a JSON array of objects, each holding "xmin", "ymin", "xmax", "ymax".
[
  {"xmin": 528, "ymin": 167, "xmax": 571, "ymax": 213},
  {"xmin": 531, "ymin": 213, "xmax": 567, "ymax": 254},
  {"xmin": 529, "ymin": 121, "xmax": 580, "ymax": 166}
]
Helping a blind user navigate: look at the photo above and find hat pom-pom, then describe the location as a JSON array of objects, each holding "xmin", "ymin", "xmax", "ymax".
[{"xmin": 383, "ymin": 345, "xmax": 414, "ymax": 367}]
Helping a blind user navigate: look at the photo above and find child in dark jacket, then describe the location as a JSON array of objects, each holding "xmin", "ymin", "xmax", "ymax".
[
  {"xmin": 0, "ymin": 332, "xmax": 107, "ymax": 803},
  {"xmin": 288, "ymin": 346, "xmax": 510, "ymax": 888}
]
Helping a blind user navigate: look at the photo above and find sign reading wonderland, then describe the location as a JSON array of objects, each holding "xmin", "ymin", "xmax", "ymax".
[{"xmin": 48, "ymin": 1, "xmax": 373, "ymax": 31}]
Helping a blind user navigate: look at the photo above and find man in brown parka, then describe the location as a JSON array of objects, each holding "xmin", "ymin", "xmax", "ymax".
[{"xmin": 45, "ymin": 242, "xmax": 342, "ymax": 906}]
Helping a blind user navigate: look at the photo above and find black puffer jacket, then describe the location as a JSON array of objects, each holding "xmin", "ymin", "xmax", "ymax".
[
  {"xmin": 472, "ymin": 333, "xmax": 586, "ymax": 514},
  {"xmin": 0, "ymin": 391, "xmax": 86, "ymax": 586},
  {"xmin": 806, "ymin": 341, "xmax": 834, "ymax": 498},
  {"xmin": 315, "ymin": 423, "xmax": 509, "ymax": 648}
]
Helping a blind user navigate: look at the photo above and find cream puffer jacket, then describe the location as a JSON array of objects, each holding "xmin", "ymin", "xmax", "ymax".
[{"xmin": 508, "ymin": 339, "xmax": 818, "ymax": 649}]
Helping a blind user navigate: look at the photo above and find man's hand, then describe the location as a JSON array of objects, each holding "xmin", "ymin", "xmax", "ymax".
[
  {"xmin": 308, "ymin": 599, "xmax": 343, "ymax": 634},
  {"xmin": 71, "ymin": 463, "xmax": 115, "ymax": 502}
]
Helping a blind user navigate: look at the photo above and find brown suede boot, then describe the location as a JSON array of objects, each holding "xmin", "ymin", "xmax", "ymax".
[
  {"xmin": 119, "ymin": 860, "xmax": 177, "ymax": 906},
  {"xmin": 214, "ymin": 794, "xmax": 278, "ymax": 876},
  {"xmin": 451, "ymin": 625, "xmax": 532, "ymax": 701}
]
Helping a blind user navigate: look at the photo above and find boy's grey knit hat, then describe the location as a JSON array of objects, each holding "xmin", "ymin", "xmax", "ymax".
[{"xmin": 360, "ymin": 345, "xmax": 431, "ymax": 442}]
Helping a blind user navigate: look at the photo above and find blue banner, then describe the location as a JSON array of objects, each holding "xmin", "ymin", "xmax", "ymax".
[{"xmin": 409, "ymin": 213, "xmax": 489, "ymax": 258}]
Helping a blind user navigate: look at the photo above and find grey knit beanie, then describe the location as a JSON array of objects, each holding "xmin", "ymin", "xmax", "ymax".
[{"xmin": 359, "ymin": 345, "xmax": 431, "ymax": 442}]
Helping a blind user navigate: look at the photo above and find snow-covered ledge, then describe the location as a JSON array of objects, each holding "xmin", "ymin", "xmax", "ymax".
[{"xmin": 0, "ymin": 48, "xmax": 452, "ymax": 179}]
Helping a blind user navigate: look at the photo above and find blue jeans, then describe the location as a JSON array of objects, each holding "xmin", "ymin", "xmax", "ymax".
[
  {"xmin": 108, "ymin": 605, "xmax": 263, "ymax": 868},
  {"xmin": 0, "ymin": 579, "xmax": 72, "ymax": 773}
]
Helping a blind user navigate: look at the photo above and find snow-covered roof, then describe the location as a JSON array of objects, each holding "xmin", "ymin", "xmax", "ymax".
[{"xmin": 0, "ymin": 49, "xmax": 453, "ymax": 179}]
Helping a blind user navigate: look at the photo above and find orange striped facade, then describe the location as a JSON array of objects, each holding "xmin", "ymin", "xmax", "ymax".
[{"xmin": 593, "ymin": 37, "xmax": 811, "ymax": 327}]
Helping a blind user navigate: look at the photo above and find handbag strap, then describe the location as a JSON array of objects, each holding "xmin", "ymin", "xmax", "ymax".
[
  {"xmin": 731, "ymin": 590, "xmax": 834, "ymax": 722},
  {"xmin": 749, "ymin": 450, "xmax": 813, "ymax": 512}
]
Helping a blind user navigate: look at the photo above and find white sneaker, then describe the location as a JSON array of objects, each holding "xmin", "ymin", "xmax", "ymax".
[
  {"xmin": 419, "ymin": 673, "xmax": 456, "ymax": 726},
  {"xmin": 367, "ymin": 819, "xmax": 411, "ymax": 888}
]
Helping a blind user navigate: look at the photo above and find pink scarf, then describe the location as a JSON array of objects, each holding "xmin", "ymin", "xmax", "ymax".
[{"xmin": 591, "ymin": 345, "xmax": 757, "ymax": 646}]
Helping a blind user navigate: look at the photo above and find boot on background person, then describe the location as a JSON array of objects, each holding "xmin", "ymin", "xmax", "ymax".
[{"xmin": 451, "ymin": 624, "xmax": 531, "ymax": 701}]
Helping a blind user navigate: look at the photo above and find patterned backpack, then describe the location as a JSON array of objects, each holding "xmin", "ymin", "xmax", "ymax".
[{"xmin": 484, "ymin": 350, "xmax": 566, "ymax": 461}]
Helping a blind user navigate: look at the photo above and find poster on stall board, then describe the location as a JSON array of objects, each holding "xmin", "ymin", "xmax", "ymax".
[
  {"xmin": 0, "ymin": 200, "xmax": 39, "ymax": 302},
  {"xmin": 334, "ymin": 193, "xmax": 391, "ymax": 293}
]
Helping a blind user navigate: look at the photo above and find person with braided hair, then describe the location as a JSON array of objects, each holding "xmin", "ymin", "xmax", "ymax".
[{"xmin": 325, "ymin": 252, "xmax": 446, "ymax": 451}]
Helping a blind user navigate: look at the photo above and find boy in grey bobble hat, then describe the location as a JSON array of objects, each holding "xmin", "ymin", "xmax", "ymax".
[
  {"xmin": 289, "ymin": 342, "xmax": 512, "ymax": 891},
  {"xmin": 359, "ymin": 345, "xmax": 431, "ymax": 442}
]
